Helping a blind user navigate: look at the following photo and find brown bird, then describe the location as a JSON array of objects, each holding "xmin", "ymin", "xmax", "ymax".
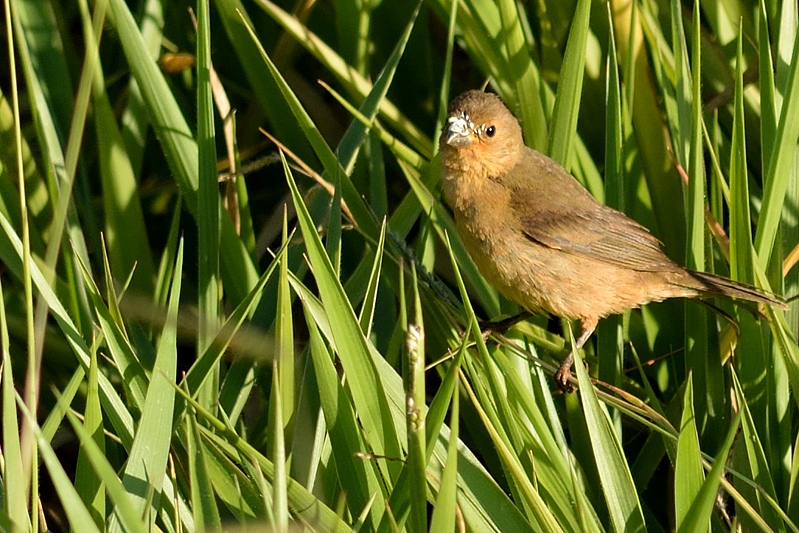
[{"xmin": 439, "ymin": 90, "xmax": 787, "ymax": 390}]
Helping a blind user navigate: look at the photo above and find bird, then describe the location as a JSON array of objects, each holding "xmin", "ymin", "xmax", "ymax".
[{"xmin": 439, "ymin": 90, "xmax": 787, "ymax": 390}]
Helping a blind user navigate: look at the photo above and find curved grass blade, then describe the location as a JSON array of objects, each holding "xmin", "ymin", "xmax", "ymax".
[
  {"xmin": 108, "ymin": 240, "xmax": 182, "ymax": 532},
  {"xmin": 573, "ymin": 346, "xmax": 646, "ymax": 532},
  {"xmin": 106, "ymin": 0, "xmax": 258, "ymax": 304},
  {"xmin": 283, "ymin": 151, "xmax": 402, "ymax": 483},
  {"xmin": 547, "ymin": 0, "xmax": 591, "ymax": 169}
]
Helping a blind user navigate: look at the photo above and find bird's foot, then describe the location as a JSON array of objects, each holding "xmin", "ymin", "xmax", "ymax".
[{"xmin": 554, "ymin": 357, "xmax": 575, "ymax": 393}]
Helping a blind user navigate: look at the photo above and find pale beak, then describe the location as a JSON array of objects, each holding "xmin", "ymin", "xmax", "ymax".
[{"xmin": 445, "ymin": 115, "xmax": 474, "ymax": 147}]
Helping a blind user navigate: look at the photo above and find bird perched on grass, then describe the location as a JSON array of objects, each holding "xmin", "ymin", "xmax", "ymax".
[{"xmin": 439, "ymin": 90, "xmax": 787, "ymax": 390}]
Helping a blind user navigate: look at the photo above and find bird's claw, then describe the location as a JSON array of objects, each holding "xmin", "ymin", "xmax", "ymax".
[{"xmin": 554, "ymin": 362, "xmax": 575, "ymax": 393}]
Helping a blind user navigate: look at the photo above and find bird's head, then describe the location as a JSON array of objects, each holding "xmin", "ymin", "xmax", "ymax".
[{"xmin": 440, "ymin": 91, "xmax": 525, "ymax": 179}]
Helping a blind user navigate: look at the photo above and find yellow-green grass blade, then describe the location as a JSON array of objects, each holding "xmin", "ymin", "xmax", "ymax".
[
  {"xmin": 108, "ymin": 240, "xmax": 181, "ymax": 532},
  {"xmin": 77, "ymin": 0, "xmax": 155, "ymax": 294},
  {"xmin": 73, "ymin": 249, "xmax": 147, "ymax": 410},
  {"xmin": 2, "ymin": 280, "xmax": 30, "ymax": 531},
  {"xmin": 446, "ymin": 234, "xmax": 565, "ymax": 531},
  {"xmin": 358, "ymin": 220, "xmax": 387, "ymax": 338},
  {"xmin": 294, "ymin": 263, "xmax": 535, "ymax": 533},
  {"xmin": 17, "ymin": 397, "xmax": 101, "ymax": 533},
  {"xmin": 270, "ymin": 210, "xmax": 295, "ymax": 462},
  {"xmin": 73, "ymin": 349, "xmax": 106, "ymax": 529},
  {"xmin": 674, "ymin": 374, "xmax": 704, "ymax": 529},
  {"xmin": 254, "ymin": 0, "xmax": 433, "ymax": 159},
  {"xmin": 336, "ymin": 0, "xmax": 422, "ymax": 175},
  {"xmin": 56, "ymin": 399, "xmax": 149, "ymax": 533},
  {"xmin": 597, "ymin": 6, "xmax": 625, "ymax": 395},
  {"xmin": 428, "ymin": 381, "xmax": 459, "ymax": 533},
  {"xmin": 298, "ymin": 286, "xmax": 385, "ymax": 529},
  {"xmin": 613, "ymin": 0, "xmax": 686, "ymax": 260},
  {"xmin": 732, "ymin": 372, "xmax": 783, "ymax": 530},
  {"xmin": 284, "ymin": 152, "xmax": 402, "ymax": 483},
  {"xmin": 434, "ymin": 0, "xmax": 459, "ymax": 149},
  {"xmin": 196, "ymin": 0, "xmax": 221, "ymax": 411},
  {"xmin": 182, "ymin": 236, "xmax": 288, "ymax": 396},
  {"xmin": 0, "ymin": 209, "xmax": 194, "ymax": 528},
  {"xmin": 573, "ymin": 346, "xmax": 646, "ymax": 532},
  {"xmin": 754, "ymin": 6, "xmax": 799, "ymax": 267},
  {"xmin": 676, "ymin": 413, "xmax": 741, "ymax": 533},
  {"xmin": 106, "ymin": 0, "xmax": 258, "ymax": 304},
  {"xmin": 496, "ymin": 0, "xmax": 547, "ymax": 151},
  {"xmin": 547, "ymin": 0, "xmax": 591, "ymax": 170},
  {"xmin": 171, "ymin": 379, "xmax": 351, "ymax": 530},
  {"xmin": 119, "ymin": 0, "xmax": 163, "ymax": 174},
  {"xmin": 186, "ymin": 402, "xmax": 222, "ymax": 531}
]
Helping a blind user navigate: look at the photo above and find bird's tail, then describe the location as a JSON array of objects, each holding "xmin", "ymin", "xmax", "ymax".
[{"xmin": 688, "ymin": 270, "xmax": 788, "ymax": 310}]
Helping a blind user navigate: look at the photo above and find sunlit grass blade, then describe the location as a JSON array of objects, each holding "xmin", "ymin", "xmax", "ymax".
[
  {"xmin": 182, "ymin": 235, "xmax": 289, "ymax": 396},
  {"xmin": 614, "ymin": 0, "xmax": 686, "ymax": 259},
  {"xmin": 106, "ymin": 0, "xmax": 258, "ymax": 304},
  {"xmin": 2, "ymin": 279, "xmax": 30, "ymax": 531},
  {"xmin": 77, "ymin": 0, "xmax": 155, "ymax": 294},
  {"xmin": 445, "ymin": 233, "xmax": 563, "ymax": 531},
  {"xmin": 283, "ymin": 151, "xmax": 402, "ymax": 479},
  {"xmin": 495, "ymin": 0, "xmax": 547, "ymax": 151},
  {"xmin": 597, "ymin": 5, "xmax": 624, "ymax": 395},
  {"xmin": 428, "ymin": 381, "xmax": 459, "ymax": 533},
  {"xmin": 572, "ymin": 346, "xmax": 646, "ymax": 532},
  {"xmin": 196, "ymin": 0, "xmax": 221, "ymax": 410},
  {"xmin": 16, "ymin": 397, "xmax": 101, "ymax": 533},
  {"xmin": 170, "ymin": 378, "xmax": 350, "ymax": 530},
  {"xmin": 186, "ymin": 399, "xmax": 222, "ymax": 530},
  {"xmin": 108, "ymin": 240, "xmax": 181, "ymax": 532},
  {"xmin": 118, "ymin": 0, "xmax": 162, "ymax": 173},
  {"xmin": 547, "ymin": 0, "xmax": 591, "ymax": 169},
  {"xmin": 676, "ymin": 412, "xmax": 741, "ymax": 533},
  {"xmin": 674, "ymin": 374, "xmax": 704, "ymax": 529},
  {"xmin": 74, "ymin": 349, "xmax": 106, "ymax": 528},
  {"xmin": 297, "ymin": 284, "xmax": 385, "ymax": 529},
  {"xmin": 73, "ymin": 248, "xmax": 147, "ymax": 409},
  {"xmin": 335, "ymin": 0, "xmax": 422, "ymax": 174},
  {"xmin": 732, "ymin": 372, "xmax": 783, "ymax": 529},
  {"xmin": 755, "ymin": 2, "xmax": 799, "ymax": 267},
  {"xmin": 254, "ymin": 0, "xmax": 433, "ymax": 158},
  {"xmin": 359, "ymin": 220, "xmax": 387, "ymax": 338}
]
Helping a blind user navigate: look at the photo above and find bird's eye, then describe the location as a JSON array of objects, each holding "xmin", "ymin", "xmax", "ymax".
[{"xmin": 485, "ymin": 125, "xmax": 496, "ymax": 137}]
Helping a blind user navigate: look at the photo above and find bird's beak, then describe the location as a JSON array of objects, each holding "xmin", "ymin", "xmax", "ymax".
[{"xmin": 445, "ymin": 115, "xmax": 474, "ymax": 147}]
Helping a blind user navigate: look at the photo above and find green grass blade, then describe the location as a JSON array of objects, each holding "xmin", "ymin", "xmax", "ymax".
[
  {"xmin": 106, "ymin": 0, "xmax": 258, "ymax": 304},
  {"xmin": 74, "ymin": 349, "xmax": 106, "ymax": 529},
  {"xmin": 496, "ymin": 0, "xmax": 547, "ymax": 150},
  {"xmin": 676, "ymin": 413, "xmax": 741, "ymax": 533},
  {"xmin": 186, "ymin": 401, "xmax": 222, "ymax": 530},
  {"xmin": 17, "ymin": 398, "xmax": 101, "ymax": 533},
  {"xmin": 255, "ymin": 0, "xmax": 432, "ymax": 158},
  {"xmin": 429, "ymin": 383, "xmax": 459, "ymax": 533},
  {"xmin": 573, "ymin": 346, "xmax": 646, "ymax": 532},
  {"xmin": 754, "ymin": 9, "xmax": 799, "ymax": 266},
  {"xmin": 196, "ymin": 0, "xmax": 221, "ymax": 410},
  {"xmin": 2, "ymin": 280, "xmax": 30, "ymax": 531},
  {"xmin": 547, "ymin": 0, "xmax": 591, "ymax": 169},
  {"xmin": 283, "ymin": 152, "xmax": 402, "ymax": 481},
  {"xmin": 77, "ymin": 0, "xmax": 155, "ymax": 294},
  {"xmin": 109, "ymin": 240, "xmax": 182, "ymax": 532},
  {"xmin": 674, "ymin": 374, "xmax": 704, "ymax": 529}
]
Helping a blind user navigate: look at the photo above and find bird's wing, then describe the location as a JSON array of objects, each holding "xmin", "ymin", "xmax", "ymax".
[{"xmin": 512, "ymin": 193, "xmax": 677, "ymax": 272}]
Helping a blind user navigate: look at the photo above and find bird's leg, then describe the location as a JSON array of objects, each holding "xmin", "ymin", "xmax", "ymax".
[
  {"xmin": 554, "ymin": 318, "xmax": 597, "ymax": 392},
  {"xmin": 479, "ymin": 311, "xmax": 532, "ymax": 338}
]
